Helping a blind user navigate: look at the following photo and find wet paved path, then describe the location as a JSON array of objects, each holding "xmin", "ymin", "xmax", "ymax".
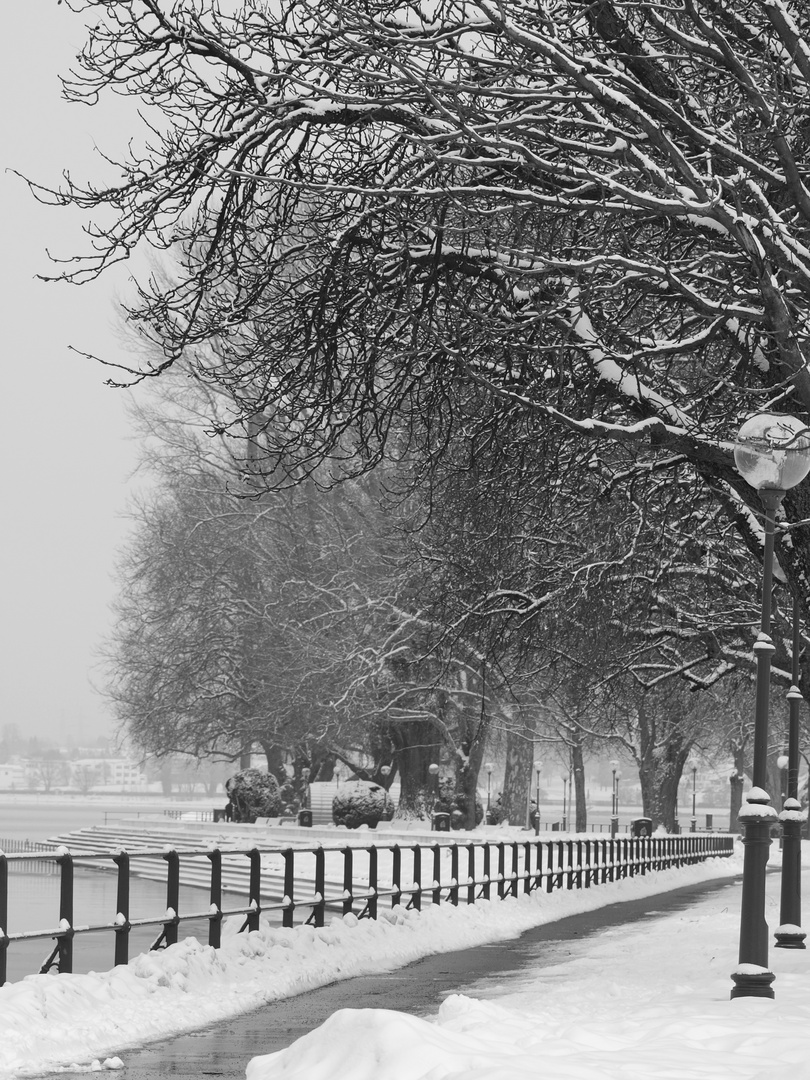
[{"xmin": 105, "ymin": 872, "xmax": 742, "ymax": 1080}]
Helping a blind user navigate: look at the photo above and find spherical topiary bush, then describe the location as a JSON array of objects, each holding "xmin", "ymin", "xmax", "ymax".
[
  {"xmin": 332, "ymin": 781, "xmax": 395, "ymax": 829},
  {"xmin": 450, "ymin": 789, "xmax": 485, "ymax": 829},
  {"xmin": 434, "ymin": 777, "xmax": 483, "ymax": 829},
  {"xmin": 226, "ymin": 768, "xmax": 283, "ymax": 823}
]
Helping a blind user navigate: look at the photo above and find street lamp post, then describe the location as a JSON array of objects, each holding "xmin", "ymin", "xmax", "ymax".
[
  {"xmin": 428, "ymin": 762, "xmax": 439, "ymax": 818},
  {"xmin": 776, "ymin": 605, "xmax": 806, "ymax": 950},
  {"xmin": 610, "ymin": 759, "xmax": 619, "ymax": 838},
  {"xmin": 731, "ymin": 413, "xmax": 810, "ymax": 998},
  {"xmin": 776, "ymin": 754, "xmax": 789, "ymax": 856},
  {"xmin": 485, "ymin": 762, "xmax": 494, "ymax": 823},
  {"xmin": 561, "ymin": 775, "xmax": 568, "ymax": 831},
  {"xmin": 533, "ymin": 761, "xmax": 542, "ymax": 835},
  {"xmin": 615, "ymin": 770, "xmax": 621, "ymax": 835},
  {"xmin": 691, "ymin": 764, "xmax": 697, "ymax": 834}
]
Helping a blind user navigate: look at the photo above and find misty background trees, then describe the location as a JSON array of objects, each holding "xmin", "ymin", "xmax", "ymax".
[{"xmin": 42, "ymin": 0, "xmax": 810, "ymax": 827}]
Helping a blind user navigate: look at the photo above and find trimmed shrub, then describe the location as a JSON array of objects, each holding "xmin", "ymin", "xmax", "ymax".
[
  {"xmin": 332, "ymin": 781, "xmax": 395, "ymax": 829},
  {"xmin": 226, "ymin": 768, "xmax": 283, "ymax": 823},
  {"xmin": 437, "ymin": 777, "xmax": 485, "ymax": 829}
]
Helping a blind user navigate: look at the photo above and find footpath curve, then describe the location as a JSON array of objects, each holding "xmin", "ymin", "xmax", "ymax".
[{"xmin": 102, "ymin": 870, "xmax": 742, "ymax": 1080}]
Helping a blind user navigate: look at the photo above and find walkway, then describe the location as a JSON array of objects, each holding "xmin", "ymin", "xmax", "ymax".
[{"xmin": 109, "ymin": 871, "xmax": 742, "ymax": 1080}]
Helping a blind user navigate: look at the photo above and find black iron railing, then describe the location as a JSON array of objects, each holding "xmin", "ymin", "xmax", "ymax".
[{"xmin": 0, "ymin": 832, "xmax": 734, "ymax": 984}]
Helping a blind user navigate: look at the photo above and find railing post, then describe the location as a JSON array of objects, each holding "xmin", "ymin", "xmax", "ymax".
[
  {"xmin": 313, "ymin": 847, "xmax": 326, "ymax": 927},
  {"xmin": 367, "ymin": 846, "xmax": 378, "ymax": 920},
  {"xmin": 412, "ymin": 846, "xmax": 422, "ymax": 911},
  {"xmin": 57, "ymin": 848, "xmax": 74, "ymax": 974},
  {"xmin": 113, "ymin": 849, "xmax": 131, "ymax": 965},
  {"xmin": 557, "ymin": 841, "xmax": 566, "ymax": 890},
  {"xmin": 162, "ymin": 848, "xmax": 180, "ymax": 948},
  {"xmin": 247, "ymin": 849, "xmax": 261, "ymax": 932},
  {"xmin": 449, "ymin": 844, "xmax": 460, "ymax": 905},
  {"xmin": 467, "ymin": 844, "xmax": 476, "ymax": 905},
  {"xmin": 533, "ymin": 841, "xmax": 543, "ymax": 892},
  {"xmin": 523, "ymin": 842, "xmax": 532, "ymax": 895},
  {"xmin": 392, "ymin": 845, "xmax": 402, "ymax": 907},
  {"xmin": 282, "ymin": 848, "xmax": 295, "ymax": 928},
  {"xmin": 482, "ymin": 843, "xmax": 492, "ymax": 900},
  {"xmin": 510, "ymin": 843, "xmax": 519, "ymax": 898},
  {"xmin": 546, "ymin": 841, "xmax": 555, "ymax": 893},
  {"xmin": 207, "ymin": 847, "xmax": 222, "ymax": 949},
  {"xmin": 432, "ymin": 844, "xmax": 442, "ymax": 906},
  {"xmin": 497, "ymin": 843, "xmax": 506, "ymax": 900},
  {"xmin": 343, "ymin": 847, "xmax": 354, "ymax": 916},
  {"xmin": 0, "ymin": 851, "xmax": 7, "ymax": 985},
  {"xmin": 566, "ymin": 840, "xmax": 574, "ymax": 889}
]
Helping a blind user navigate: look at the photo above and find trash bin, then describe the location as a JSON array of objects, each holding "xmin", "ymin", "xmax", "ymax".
[
  {"xmin": 705, "ymin": 813, "xmax": 713, "ymax": 831},
  {"xmin": 671, "ymin": 820, "xmax": 681, "ymax": 834},
  {"xmin": 431, "ymin": 811, "xmax": 451, "ymax": 832},
  {"xmin": 297, "ymin": 809, "xmax": 313, "ymax": 827},
  {"xmin": 551, "ymin": 821, "xmax": 561, "ymax": 832},
  {"xmin": 631, "ymin": 817, "xmax": 652, "ymax": 837}
]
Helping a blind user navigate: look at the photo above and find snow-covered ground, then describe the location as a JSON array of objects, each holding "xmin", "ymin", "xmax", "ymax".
[{"xmin": 3, "ymin": 843, "xmax": 809, "ymax": 1079}]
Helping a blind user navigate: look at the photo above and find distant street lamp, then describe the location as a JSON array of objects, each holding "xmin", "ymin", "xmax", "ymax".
[
  {"xmin": 775, "ymin": 753, "xmax": 789, "ymax": 857},
  {"xmin": 690, "ymin": 763, "xmax": 698, "ymax": 834},
  {"xmin": 380, "ymin": 764, "xmax": 392, "ymax": 816},
  {"xmin": 485, "ymin": 762, "xmax": 494, "ymax": 823},
  {"xmin": 428, "ymin": 762, "xmax": 440, "ymax": 814},
  {"xmin": 561, "ymin": 774, "xmax": 568, "ymax": 831},
  {"xmin": 614, "ymin": 770, "xmax": 621, "ymax": 835},
  {"xmin": 610, "ymin": 760, "xmax": 619, "ymax": 838},
  {"xmin": 533, "ymin": 760, "xmax": 542, "ymax": 835},
  {"xmin": 731, "ymin": 412, "xmax": 810, "ymax": 999},
  {"xmin": 776, "ymin": 601, "xmax": 806, "ymax": 950},
  {"xmin": 777, "ymin": 754, "xmax": 789, "ymax": 806}
]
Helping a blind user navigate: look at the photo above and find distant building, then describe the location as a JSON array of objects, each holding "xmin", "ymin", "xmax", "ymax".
[
  {"xmin": 0, "ymin": 763, "xmax": 26, "ymax": 790},
  {"xmin": 103, "ymin": 759, "xmax": 149, "ymax": 789}
]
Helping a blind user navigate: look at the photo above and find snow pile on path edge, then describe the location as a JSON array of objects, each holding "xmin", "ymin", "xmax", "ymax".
[{"xmin": 0, "ymin": 850, "xmax": 742, "ymax": 1077}]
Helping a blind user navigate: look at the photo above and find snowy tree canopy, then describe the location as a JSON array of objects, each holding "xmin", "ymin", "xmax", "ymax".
[{"xmin": 37, "ymin": 0, "xmax": 810, "ymax": 621}]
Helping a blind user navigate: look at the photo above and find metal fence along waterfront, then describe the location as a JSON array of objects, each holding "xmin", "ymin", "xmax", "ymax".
[{"xmin": 0, "ymin": 832, "xmax": 735, "ymax": 984}]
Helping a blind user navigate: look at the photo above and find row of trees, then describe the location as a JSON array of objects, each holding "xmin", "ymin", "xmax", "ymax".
[
  {"xmin": 102, "ymin": 367, "xmax": 782, "ymax": 829},
  {"xmin": 42, "ymin": 0, "xmax": 810, "ymax": 826}
]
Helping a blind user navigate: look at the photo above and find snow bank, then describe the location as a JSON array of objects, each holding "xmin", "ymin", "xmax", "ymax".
[{"xmin": 0, "ymin": 853, "xmax": 742, "ymax": 1076}]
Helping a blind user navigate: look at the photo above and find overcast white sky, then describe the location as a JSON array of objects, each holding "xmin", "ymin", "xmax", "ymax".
[{"xmin": 1, "ymin": 5, "xmax": 147, "ymax": 747}]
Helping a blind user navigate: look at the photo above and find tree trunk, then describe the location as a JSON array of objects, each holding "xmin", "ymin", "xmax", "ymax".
[
  {"xmin": 501, "ymin": 720, "xmax": 534, "ymax": 827},
  {"xmin": 259, "ymin": 742, "xmax": 286, "ymax": 784},
  {"xmin": 572, "ymin": 741, "xmax": 587, "ymax": 831},
  {"xmin": 160, "ymin": 759, "xmax": 173, "ymax": 795},
  {"xmin": 391, "ymin": 720, "xmax": 442, "ymax": 817},
  {"xmin": 636, "ymin": 703, "xmax": 690, "ymax": 830}
]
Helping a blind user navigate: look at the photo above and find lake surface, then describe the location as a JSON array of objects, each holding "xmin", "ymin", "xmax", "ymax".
[
  {"xmin": 0, "ymin": 794, "xmax": 226, "ymax": 983},
  {"xmin": 0, "ymin": 792, "xmax": 213, "ymax": 844}
]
